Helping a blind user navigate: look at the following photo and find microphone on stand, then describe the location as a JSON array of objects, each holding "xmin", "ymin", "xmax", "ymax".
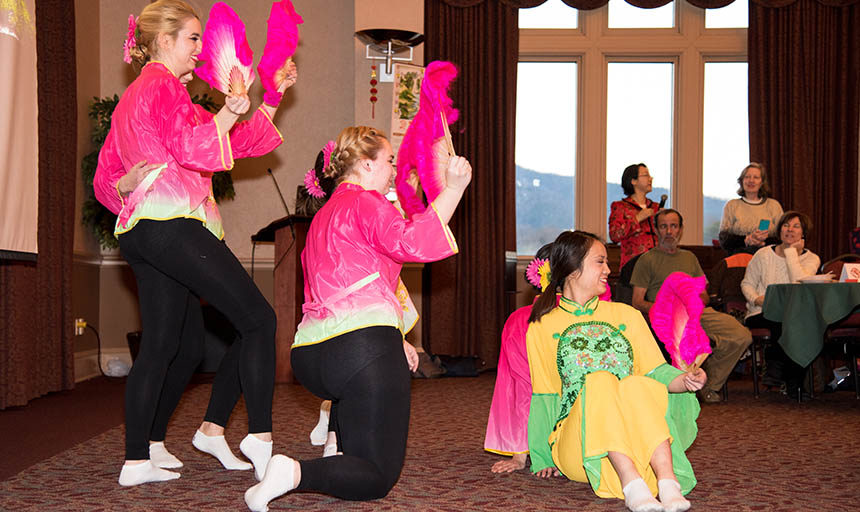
[
  {"xmin": 658, "ymin": 194, "xmax": 668, "ymax": 209},
  {"xmin": 268, "ymin": 168, "xmax": 292, "ymax": 218}
]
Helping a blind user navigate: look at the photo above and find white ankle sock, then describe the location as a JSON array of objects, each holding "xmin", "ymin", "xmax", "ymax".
[
  {"xmin": 622, "ymin": 478, "xmax": 663, "ymax": 512},
  {"xmin": 240, "ymin": 434, "xmax": 273, "ymax": 481},
  {"xmin": 658, "ymin": 479, "xmax": 691, "ymax": 512},
  {"xmin": 149, "ymin": 442, "xmax": 183, "ymax": 469},
  {"xmin": 309, "ymin": 401, "xmax": 330, "ymax": 446},
  {"xmin": 244, "ymin": 455, "xmax": 298, "ymax": 512},
  {"xmin": 322, "ymin": 442, "xmax": 338, "ymax": 457},
  {"xmin": 322, "ymin": 431, "xmax": 339, "ymax": 457},
  {"xmin": 118, "ymin": 461, "xmax": 180, "ymax": 487},
  {"xmin": 192, "ymin": 430, "xmax": 253, "ymax": 471}
]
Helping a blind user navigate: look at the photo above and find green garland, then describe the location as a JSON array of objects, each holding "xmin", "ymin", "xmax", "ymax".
[{"xmin": 80, "ymin": 93, "xmax": 234, "ymax": 249}]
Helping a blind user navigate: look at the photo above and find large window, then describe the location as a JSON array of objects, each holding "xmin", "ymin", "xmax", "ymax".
[
  {"xmin": 702, "ymin": 62, "xmax": 749, "ymax": 243},
  {"xmin": 519, "ymin": 0, "xmax": 579, "ymax": 29},
  {"xmin": 606, "ymin": 62, "xmax": 674, "ymax": 220},
  {"xmin": 516, "ymin": 0, "xmax": 748, "ymax": 253},
  {"xmin": 516, "ymin": 61, "xmax": 578, "ymax": 254},
  {"xmin": 608, "ymin": 0, "xmax": 674, "ymax": 28}
]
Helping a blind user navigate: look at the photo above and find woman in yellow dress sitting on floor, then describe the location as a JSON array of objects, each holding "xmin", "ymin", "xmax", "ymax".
[{"xmin": 526, "ymin": 231, "xmax": 707, "ymax": 512}]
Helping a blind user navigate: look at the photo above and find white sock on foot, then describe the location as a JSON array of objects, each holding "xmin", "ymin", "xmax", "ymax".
[
  {"xmin": 240, "ymin": 434, "xmax": 273, "ymax": 481},
  {"xmin": 622, "ymin": 478, "xmax": 663, "ymax": 512},
  {"xmin": 658, "ymin": 479, "xmax": 691, "ymax": 512},
  {"xmin": 322, "ymin": 430, "xmax": 339, "ymax": 457},
  {"xmin": 149, "ymin": 442, "xmax": 183, "ymax": 469},
  {"xmin": 244, "ymin": 455, "xmax": 298, "ymax": 512},
  {"xmin": 118, "ymin": 461, "xmax": 180, "ymax": 487},
  {"xmin": 192, "ymin": 430, "xmax": 253, "ymax": 471},
  {"xmin": 309, "ymin": 401, "xmax": 330, "ymax": 446},
  {"xmin": 322, "ymin": 442, "xmax": 338, "ymax": 457}
]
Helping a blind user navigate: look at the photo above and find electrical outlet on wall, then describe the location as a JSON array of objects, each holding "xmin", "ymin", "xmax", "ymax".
[{"xmin": 75, "ymin": 318, "xmax": 87, "ymax": 336}]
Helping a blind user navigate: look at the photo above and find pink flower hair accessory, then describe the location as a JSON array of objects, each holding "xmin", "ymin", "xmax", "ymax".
[
  {"xmin": 122, "ymin": 15, "xmax": 137, "ymax": 64},
  {"xmin": 304, "ymin": 168, "xmax": 325, "ymax": 198},
  {"xmin": 526, "ymin": 257, "xmax": 551, "ymax": 292},
  {"xmin": 303, "ymin": 140, "xmax": 336, "ymax": 199},
  {"xmin": 321, "ymin": 140, "xmax": 335, "ymax": 171}
]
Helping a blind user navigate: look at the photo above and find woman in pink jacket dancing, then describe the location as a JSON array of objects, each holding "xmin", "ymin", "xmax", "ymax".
[
  {"xmin": 93, "ymin": 0, "xmax": 295, "ymax": 487},
  {"xmin": 244, "ymin": 126, "xmax": 472, "ymax": 510}
]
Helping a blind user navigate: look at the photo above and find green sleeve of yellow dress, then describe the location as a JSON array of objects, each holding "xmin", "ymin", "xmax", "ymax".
[
  {"xmin": 527, "ymin": 393, "xmax": 560, "ymax": 473},
  {"xmin": 646, "ymin": 363, "xmax": 701, "ymax": 495}
]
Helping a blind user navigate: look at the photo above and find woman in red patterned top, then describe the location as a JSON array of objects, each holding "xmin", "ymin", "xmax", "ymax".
[{"xmin": 608, "ymin": 163, "xmax": 660, "ymax": 270}]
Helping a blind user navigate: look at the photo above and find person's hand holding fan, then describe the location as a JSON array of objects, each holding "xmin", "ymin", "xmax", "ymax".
[{"xmin": 194, "ymin": 2, "xmax": 255, "ymax": 97}]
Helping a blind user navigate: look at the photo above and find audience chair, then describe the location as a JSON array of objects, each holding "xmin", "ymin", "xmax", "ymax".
[
  {"xmin": 722, "ymin": 300, "xmax": 772, "ymax": 398},
  {"xmin": 819, "ymin": 253, "xmax": 860, "ymax": 277},
  {"xmin": 850, "ymin": 227, "xmax": 860, "ymax": 255},
  {"xmin": 820, "ymin": 255, "xmax": 860, "ymax": 399},
  {"xmin": 614, "ymin": 253, "xmax": 642, "ymax": 306}
]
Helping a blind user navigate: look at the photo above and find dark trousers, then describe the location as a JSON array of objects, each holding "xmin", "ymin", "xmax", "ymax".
[
  {"xmin": 119, "ymin": 219, "xmax": 275, "ymax": 460},
  {"xmin": 292, "ymin": 326, "xmax": 411, "ymax": 500},
  {"xmin": 745, "ymin": 313, "xmax": 805, "ymax": 389}
]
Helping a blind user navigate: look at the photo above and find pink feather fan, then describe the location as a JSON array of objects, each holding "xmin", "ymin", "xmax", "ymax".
[
  {"xmin": 648, "ymin": 272, "xmax": 711, "ymax": 372},
  {"xmin": 194, "ymin": 2, "xmax": 255, "ymax": 96},
  {"xmin": 395, "ymin": 61, "xmax": 459, "ymax": 217},
  {"xmin": 257, "ymin": 0, "xmax": 303, "ymax": 106}
]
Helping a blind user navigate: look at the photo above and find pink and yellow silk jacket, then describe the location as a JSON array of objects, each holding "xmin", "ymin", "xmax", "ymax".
[
  {"xmin": 93, "ymin": 61, "xmax": 283, "ymax": 239},
  {"xmin": 294, "ymin": 182, "xmax": 458, "ymax": 347}
]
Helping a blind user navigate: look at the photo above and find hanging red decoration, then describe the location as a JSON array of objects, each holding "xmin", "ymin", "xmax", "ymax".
[{"xmin": 370, "ymin": 65, "xmax": 378, "ymax": 119}]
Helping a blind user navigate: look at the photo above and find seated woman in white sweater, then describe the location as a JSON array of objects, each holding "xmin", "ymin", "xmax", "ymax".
[{"xmin": 740, "ymin": 211, "xmax": 820, "ymax": 396}]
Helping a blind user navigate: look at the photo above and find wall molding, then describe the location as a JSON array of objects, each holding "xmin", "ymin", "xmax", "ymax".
[{"xmin": 73, "ymin": 251, "xmax": 278, "ymax": 270}]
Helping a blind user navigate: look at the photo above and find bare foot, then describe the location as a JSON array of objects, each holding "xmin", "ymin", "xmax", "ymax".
[{"xmin": 491, "ymin": 453, "xmax": 527, "ymax": 473}]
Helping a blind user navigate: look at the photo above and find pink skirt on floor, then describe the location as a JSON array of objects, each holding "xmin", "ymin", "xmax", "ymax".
[
  {"xmin": 484, "ymin": 304, "xmax": 533, "ymax": 455},
  {"xmin": 483, "ymin": 286, "xmax": 611, "ymax": 455}
]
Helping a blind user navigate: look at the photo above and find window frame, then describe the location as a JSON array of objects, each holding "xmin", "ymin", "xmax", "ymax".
[{"xmin": 517, "ymin": 0, "xmax": 747, "ymax": 248}]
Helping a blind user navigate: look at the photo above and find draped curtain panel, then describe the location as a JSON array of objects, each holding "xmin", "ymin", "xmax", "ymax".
[
  {"xmin": 749, "ymin": 0, "xmax": 860, "ymax": 261},
  {"xmin": 423, "ymin": 0, "xmax": 518, "ymax": 367},
  {"xmin": 0, "ymin": 0, "xmax": 76, "ymax": 409}
]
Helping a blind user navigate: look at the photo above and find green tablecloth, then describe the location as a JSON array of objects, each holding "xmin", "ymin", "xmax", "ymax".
[{"xmin": 762, "ymin": 283, "xmax": 860, "ymax": 367}]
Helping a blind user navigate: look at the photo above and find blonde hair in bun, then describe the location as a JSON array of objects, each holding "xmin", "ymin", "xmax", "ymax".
[
  {"xmin": 325, "ymin": 126, "xmax": 388, "ymax": 185},
  {"xmin": 128, "ymin": 0, "xmax": 198, "ymax": 68}
]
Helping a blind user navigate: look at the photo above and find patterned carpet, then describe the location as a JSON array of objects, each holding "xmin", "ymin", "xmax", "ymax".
[{"xmin": 1, "ymin": 373, "xmax": 858, "ymax": 511}]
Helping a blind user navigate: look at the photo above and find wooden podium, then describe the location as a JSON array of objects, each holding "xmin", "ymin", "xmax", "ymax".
[{"xmin": 253, "ymin": 215, "xmax": 312, "ymax": 383}]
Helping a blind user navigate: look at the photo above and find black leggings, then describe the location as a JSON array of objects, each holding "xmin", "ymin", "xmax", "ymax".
[
  {"xmin": 292, "ymin": 326, "xmax": 411, "ymax": 500},
  {"xmin": 148, "ymin": 296, "xmax": 245, "ymax": 443},
  {"xmin": 119, "ymin": 219, "xmax": 276, "ymax": 460}
]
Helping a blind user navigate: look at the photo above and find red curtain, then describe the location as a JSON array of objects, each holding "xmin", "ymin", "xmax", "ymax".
[
  {"xmin": 0, "ymin": 0, "xmax": 76, "ymax": 408},
  {"xmin": 749, "ymin": 0, "xmax": 860, "ymax": 261},
  {"xmin": 423, "ymin": 0, "xmax": 518, "ymax": 367}
]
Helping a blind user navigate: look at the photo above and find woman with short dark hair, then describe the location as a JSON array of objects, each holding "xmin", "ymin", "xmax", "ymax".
[
  {"xmin": 741, "ymin": 211, "xmax": 819, "ymax": 396},
  {"xmin": 609, "ymin": 163, "xmax": 660, "ymax": 270}
]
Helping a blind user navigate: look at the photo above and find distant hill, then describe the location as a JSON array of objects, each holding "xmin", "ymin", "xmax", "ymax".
[{"xmin": 516, "ymin": 166, "xmax": 729, "ymax": 253}]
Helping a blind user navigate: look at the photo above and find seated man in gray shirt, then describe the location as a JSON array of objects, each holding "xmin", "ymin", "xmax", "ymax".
[{"xmin": 631, "ymin": 208, "xmax": 752, "ymax": 403}]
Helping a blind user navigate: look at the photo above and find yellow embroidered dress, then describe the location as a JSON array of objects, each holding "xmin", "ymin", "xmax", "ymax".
[{"xmin": 526, "ymin": 296, "xmax": 700, "ymax": 499}]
